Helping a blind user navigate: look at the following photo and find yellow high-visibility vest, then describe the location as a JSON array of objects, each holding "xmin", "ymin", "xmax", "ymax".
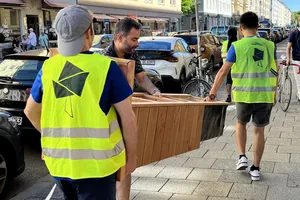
[
  {"xmin": 231, "ymin": 37, "xmax": 277, "ymax": 103},
  {"xmin": 40, "ymin": 53, "xmax": 125, "ymax": 180}
]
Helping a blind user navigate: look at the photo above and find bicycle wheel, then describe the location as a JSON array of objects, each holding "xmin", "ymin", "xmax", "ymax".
[
  {"xmin": 280, "ymin": 76, "xmax": 292, "ymax": 112},
  {"xmin": 182, "ymin": 79, "xmax": 211, "ymax": 98}
]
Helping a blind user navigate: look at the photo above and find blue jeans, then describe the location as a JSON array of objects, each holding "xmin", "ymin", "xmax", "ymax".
[
  {"xmin": 53, "ymin": 174, "xmax": 116, "ymax": 200},
  {"xmin": 27, "ymin": 43, "xmax": 36, "ymax": 51}
]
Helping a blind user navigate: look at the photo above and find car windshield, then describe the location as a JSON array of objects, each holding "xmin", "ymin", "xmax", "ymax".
[
  {"xmin": 258, "ymin": 32, "xmax": 266, "ymax": 37},
  {"xmin": 211, "ymin": 27, "xmax": 217, "ymax": 35},
  {"xmin": 0, "ymin": 59, "xmax": 43, "ymax": 81},
  {"xmin": 137, "ymin": 41, "xmax": 171, "ymax": 51},
  {"xmin": 175, "ymin": 36, "xmax": 197, "ymax": 45}
]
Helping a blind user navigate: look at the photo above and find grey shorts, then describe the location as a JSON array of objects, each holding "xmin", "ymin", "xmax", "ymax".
[{"xmin": 236, "ymin": 103, "xmax": 273, "ymax": 127}]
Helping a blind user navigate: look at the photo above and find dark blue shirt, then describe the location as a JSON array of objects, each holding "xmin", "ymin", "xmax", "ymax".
[
  {"xmin": 226, "ymin": 36, "xmax": 277, "ymax": 62},
  {"xmin": 288, "ymin": 29, "xmax": 300, "ymax": 61},
  {"xmin": 31, "ymin": 51, "xmax": 133, "ymax": 115}
]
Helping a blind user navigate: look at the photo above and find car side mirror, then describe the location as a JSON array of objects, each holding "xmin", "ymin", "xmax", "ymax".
[{"xmin": 190, "ymin": 48, "xmax": 196, "ymax": 53}]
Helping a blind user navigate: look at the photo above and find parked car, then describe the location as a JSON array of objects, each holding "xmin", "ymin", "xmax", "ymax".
[
  {"xmin": 0, "ymin": 109, "xmax": 25, "ymax": 197},
  {"xmin": 0, "ymin": 49, "xmax": 163, "ymax": 133},
  {"xmin": 136, "ymin": 37, "xmax": 197, "ymax": 88},
  {"xmin": 258, "ymin": 28, "xmax": 276, "ymax": 42},
  {"xmin": 174, "ymin": 32, "xmax": 223, "ymax": 68},
  {"xmin": 91, "ymin": 34, "xmax": 113, "ymax": 50},
  {"xmin": 273, "ymin": 30, "xmax": 281, "ymax": 43},
  {"xmin": 258, "ymin": 31, "xmax": 269, "ymax": 40}
]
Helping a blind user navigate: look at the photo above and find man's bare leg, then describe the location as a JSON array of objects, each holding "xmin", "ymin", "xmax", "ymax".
[
  {"xmin": 236, "ymin": 121, "xmax": 247, "ymax": 155},
  {"xmin": 116, "ymin": 174, "xmax": 131, "ymax": 200},
  {"xmin": 253, "ymin": 126, "xmax": 265, "ymax": 167}
]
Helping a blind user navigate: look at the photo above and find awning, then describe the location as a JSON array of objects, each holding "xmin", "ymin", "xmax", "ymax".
[
  {"xmin": 146, "ymin": 18, "xmax": 169, "ymax": 23},
  {"xmin": 108, "ymin": 15, "xmax": 128, "ymax": 20},
  {"xmin": 137, "ymin": 17, "xmax": 155, "ymax": 22},
  {"xmin": 0, "ymin": 0, "xmax": 25, "ymax": 5},
  {"xmin": 93, "ymin": 14, "xmax": 118, "ymax": 23},
  {"xmin": 42, "ymin": 0, "xmax": 70, "ymax": 8}
]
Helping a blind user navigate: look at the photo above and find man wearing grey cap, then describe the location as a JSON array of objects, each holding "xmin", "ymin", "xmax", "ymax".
[
  {"xmin": 24, "ymin": 5, "xmax": 137, "ymax": 199},
  {"xmin": 27, "ymin": 28, "xmax": 37, "ymax": 50}
]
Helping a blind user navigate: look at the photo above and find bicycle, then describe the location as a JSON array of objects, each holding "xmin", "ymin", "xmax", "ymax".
[
  {"xmin": 278, "ymin": 55, "xmax": 292, "ymax": 112},
  {"xmin": 182, "ymin": 56, "xmax": 213, "ymax": 98}
]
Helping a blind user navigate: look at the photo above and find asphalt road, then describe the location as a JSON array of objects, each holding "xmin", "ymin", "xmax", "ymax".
[{"xmin": 2, "ymin": 134, "xmax": 49, "ymax": 200}]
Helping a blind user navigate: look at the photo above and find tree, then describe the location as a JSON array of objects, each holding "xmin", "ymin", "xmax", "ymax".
[
  {"xmin": 181, "ymin": 0, "xmax": 195, "ymax": 16},
  {"xmin": 292, "ymin": 11, "xmax": 300, "ymax": 26}
]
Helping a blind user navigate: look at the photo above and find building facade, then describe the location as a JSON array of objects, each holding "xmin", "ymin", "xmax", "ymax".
[
  {"xmin": 270, "ymin": 0, "xmax": 291, "ymax": 26},
  {"xmin": 232, "ymin": 0, "xmax": 248, "ymax": 24}
]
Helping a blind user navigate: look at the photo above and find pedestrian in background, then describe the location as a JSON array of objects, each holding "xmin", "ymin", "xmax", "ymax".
[
  {"xmin": 39, "ymin": 30, "xmax": 49, "ymax": 49},
  {"xmin": 21, "ymin": 34, "xmax": 28, "ymax": 51},
  {"xmin": 27, "ymin": 28, "xmax": 37, "ymax": 50},
  {"xmin": 206, "ymin": 12, "xmax": 278, "ymax": 181},
  {"xmin": 12, "ymin": 35, "xmax": 23, "ymax": 53},
  {"xmin": 221, "ymin": 27, "xmax": 238, "ymax": 103},
  {"xmin": 286, "ymin": 24, "xmax": 300, "ymax": 101},
  {"xmin": 24, "ymin": 5, "xmax": 137, "ymax": 199}
]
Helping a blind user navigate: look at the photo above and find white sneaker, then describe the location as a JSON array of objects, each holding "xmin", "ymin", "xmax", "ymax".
[
  {"xmin": 236, "ymin": 156, "xmax": 248, "ymax": 170},
  {"xmin": 249, "ymin": 169, "xmax": 260, "ymax": 181}
]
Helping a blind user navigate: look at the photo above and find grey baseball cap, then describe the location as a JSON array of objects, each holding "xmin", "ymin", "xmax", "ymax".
[{"xmin": 54, "ymin": 5, "xmax": 92, "ymax": 56}]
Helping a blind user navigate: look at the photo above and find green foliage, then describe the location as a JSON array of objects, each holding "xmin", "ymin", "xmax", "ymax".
[
  {"xmin": 182, "ymin": 0, "xmax": 196, "ymax": 16},
  {"xmin": 292, "ymin": 11, "xmax": 300, "ymax": 26}
]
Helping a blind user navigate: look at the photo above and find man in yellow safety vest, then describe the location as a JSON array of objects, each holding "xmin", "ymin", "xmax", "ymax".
[
  {"xmin": 206, "ymin": 12, "xmax": 278, "ymax": 181},
  {"xmin": 24, "ymin": 5, "xmax": 137, "ymax": 199}
]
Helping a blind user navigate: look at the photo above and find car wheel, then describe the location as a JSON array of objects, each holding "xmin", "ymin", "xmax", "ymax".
[
  {"xmin": 0, "ymin": 152, "xmax": 8, "ymax": 197},
  {"xmin": 179, "ymin": 69, "xmax": 186, "ymax": 89}
]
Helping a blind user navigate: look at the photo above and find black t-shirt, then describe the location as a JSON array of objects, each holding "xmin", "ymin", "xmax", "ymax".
[
  {"xmin": 12, "ymin": 39, "xmax": 20, "ymax": 48},
  {"xmin": 288, "ymin": 29, "xmax": 300, "ymax": 61}
]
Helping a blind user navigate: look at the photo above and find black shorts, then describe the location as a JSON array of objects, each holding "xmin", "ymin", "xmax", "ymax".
[
  {"xmin": 236, "ymin": 103, "xmax": 273, "ymax": 127},
  {"xmin": 226, "ymin": 70, "xmax": 232, "ymax": 85}
]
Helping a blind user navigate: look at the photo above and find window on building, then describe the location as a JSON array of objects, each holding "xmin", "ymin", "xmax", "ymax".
[
  {"xmin": 10, "ymin": 9, "xmax": 18, "ymax": 26},
  {"xmin": 144, "ymin": 0, "xmax": 152, "ymax": 3},
  {"xmin": 170, "ymin": 0, "xmax": 176, "ymax": 6},
  {"xmin": 157, "ymin": 0, "xmax": 164, "ymax": 4}
]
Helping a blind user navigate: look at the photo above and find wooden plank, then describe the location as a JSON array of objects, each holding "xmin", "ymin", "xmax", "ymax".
[
  {"xmin": 136, "ymin": 108, "xmax": 150, "ymax": 167},
  {"xmin": 132, "ymin": 97, "xmax": 154, "ymax": 102},
  {"xmin": 182, "ymin": 106, "xmax": 194, "ymax": 153},
  {"xmin": 170, "ymin": 106, "xmax": 182, "ymax": 156},
  {"xmin": 143, "ymin": 94, "xmax": 181, "ymax": 102},
  {"xmin": 160, "ymin": 106, "xmax": 180, "ymax": 160},
  {"xmin": 141, "ymin": 107, "xmax": 159, "ymax": 166},
  {"xmin": 151, "ymin": 107, "xmax": 168, "ymax": 163},
  {"xmin": 188, "ymin": 106, "xmax": 202, "ymax": 151},
  {"xmin": 174, "ymin": 105, "xmax": 189, "ymax": 155}
]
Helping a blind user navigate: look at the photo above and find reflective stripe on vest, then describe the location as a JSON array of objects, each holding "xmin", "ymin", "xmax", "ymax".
[
  {"xmin": 42, "ymin": 119, "xmax": 119, "ymax": 138},
  {"xmin": 231, "ymin": 72, "xmax": 275, "ymax": 79},
  {"xmin": 43, "ymin": 140, "xmax": 125, "ymax": 160},
  {"xmin": 40, "ymin": 53, "xmax": 126, "ymax": 180},
  {"xmin": 232, "ymin": 86, "xmax": 277, "ymax": 92},
  {"xmin": 231, "ymin": 37, "xmax": 277, "ymax": 103}
]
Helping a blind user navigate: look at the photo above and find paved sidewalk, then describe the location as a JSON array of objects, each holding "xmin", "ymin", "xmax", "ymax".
[{"xmin": 10, "ymin": 41, "xmax": 300, "ymax": 200}]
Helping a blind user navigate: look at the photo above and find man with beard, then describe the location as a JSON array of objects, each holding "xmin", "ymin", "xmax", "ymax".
[{"xmin": 100, "ymin": 17, "xmax": 161, "ymax": 97}]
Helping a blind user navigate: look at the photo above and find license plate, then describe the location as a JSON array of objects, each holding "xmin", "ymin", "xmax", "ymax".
[
  {"xmin": 13, "ymin": 116, "xmax": 22, "ymax": 125},
  {"xmin": 141, "ymin": 60, "xmax": 155, "ymax": 65}
]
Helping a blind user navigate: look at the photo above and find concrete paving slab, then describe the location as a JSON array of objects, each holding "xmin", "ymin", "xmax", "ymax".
[
  {"xmin": 274, "ymin": 162, "xmax": 300, "ymax": 174},
  {"xmin": 203, "ymin": 150, "xmax": 235, "ymax": 159},
  {"xmin": 157, "ymin": 166, "xmax": 193, "ymax": 180},
  {"xmin": 249, "ymin": 144, "xmax": 279, "ymax": 153},
  {"xmin": 207, "ymin": 198, "xmax": 245, "ymax": 200},
  {"xmin": 170, "ymin": 194, "xmax": 208, "ymax": 200},
  {"xmin": 177, "ymin": 149, "xmax": 208, "ymax": 158},
  {"xmin": 287, "ymin": 173, "xmax": 300, "ymax": 187},
  {"xmin": 228, "ymin": 183, "xmax": 268, "ymax": 200},
  {"xmin": 265, "ymin": 138, "xmax": 291, "ymax": 146},
  {"xmin": 133, "ymin": 191, "xmax": 173, "ymax": 200},
  {"xmin": 160, "ymin": 179, "xmax": 199, "ymax": 194},
  {"xmin": 200, "ymin": 142, "xmax": 227, "ymax": 151},
  {"xmin": 218, "ymin": 170, "xmax": 251, "ymax": 184},
  {"xmin": 132, "ymin": 165, "xmax": 165, "ymax": 178},
  {"xmin": 155, "ymin": 157, "xmax": 188, "ymax": 167},
  {"xmin": 187, "ymin": 169, "xmax": 223, "ymax": 181},
  {"xmin": 277, "ymin": 145, "xmax": 300, "ymax": 153},
  {"xmin": 193, "ymin": 181, "xmax": 233, "ymax": 197},
  {"xmin": 131, "ymin": 177, "xmax": 168, "ymax": 192},
  {"xmin": 266, "ymin": 186, "xmax": 300, "ymax": 200},
  {"xmin": 252, "ymin": 173, "xmax": 288, "ymax": 186},
  {"xmin": 183, "ymin": 158, "xmax": 216, "ymax": 169}
]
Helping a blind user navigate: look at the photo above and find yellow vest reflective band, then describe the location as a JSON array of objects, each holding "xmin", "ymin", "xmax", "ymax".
[
  {"xmin": 231, "ymin": 37, "xmax": 277, "ymax": 103},
  {"xmin": 221, "ymin": 40, "xmax": 229, "ymax": 63},
  {"xmin": 40, "ymin": 53, "xmax": 126, "ymax": 180}
]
